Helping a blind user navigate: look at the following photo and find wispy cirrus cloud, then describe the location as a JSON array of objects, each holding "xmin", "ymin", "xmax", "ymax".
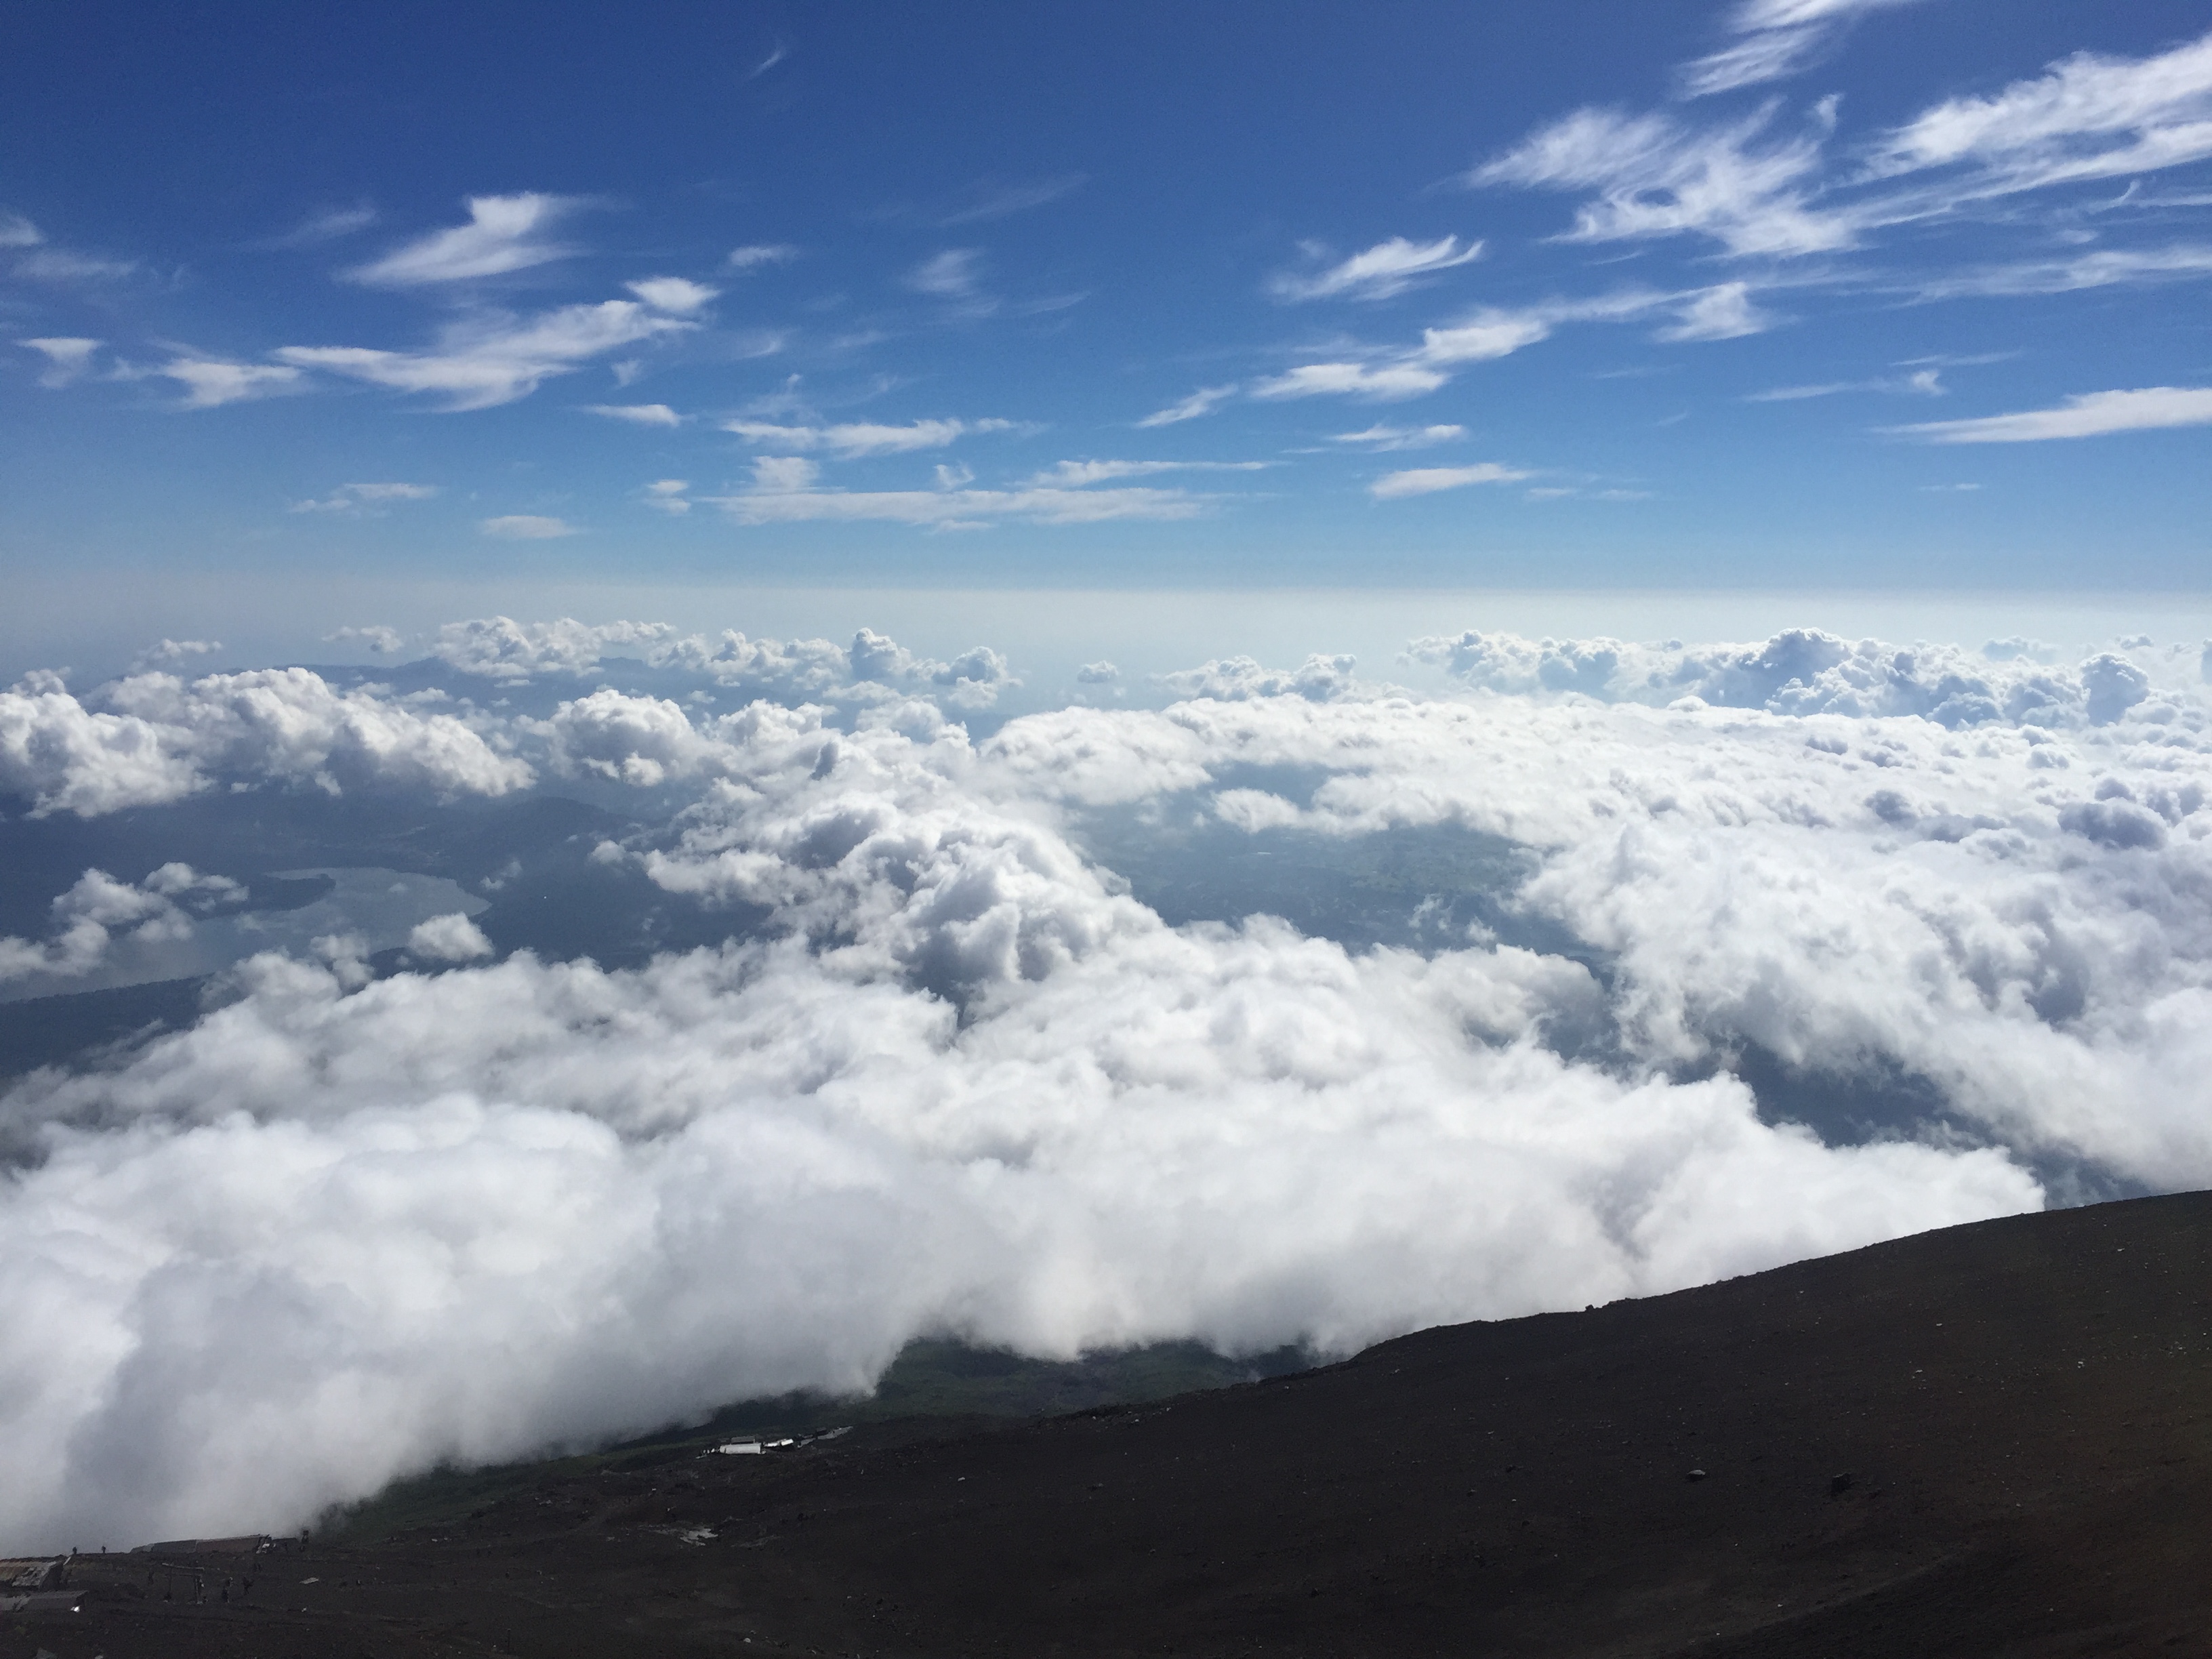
[
  {"xmin": 346, "ymin": 193, "xmax": 584, "ymax": 286},
  {"xmin": 1906, "ymin": 242, "xmax": 2212, "ymax": 301},
  {"xmin": 1748, "ymin": 367, "xmax": 1944, "ymax": 401},
  {"xmin": 1478, "ymin": 28, "xmax": 2212, "ymax": 283},
  {"xmin": 1329, "ymin": 424, "xmax": 1467, "ymax": 450},
  {"xmin": 480, "ymin": 514, "xmax": 581, "ymax": 539},
  {"xmin": 1888, "ymin": 385, "xmax": 2212, "ymax": 443},
  {"xmin": 17, "ymin": 336, "xmax": 102, "ymax": 388},
  {"xmin": 726, "ymin": 244, "xmax": 798, "ymax": 270},
  {"xmin": 3, "ymin": 212, "xmax": 137, "ymax": 279},
  {"xmin": 278, "ymin": 298, "xmax": 696, "ymax": 411},
  {"xmin": 723, "ymin": 416, "xmax": 1015, "ymax": 457},
  {"xmin": 291, "ymin": 482, "xmax": 439, "ymax": 515},
  {"xmin": 1023, "ymin": 459, "xmax": 1271, "ymax": 486},
  {"xmin": 937, "ymin": 174, "xmax": 1087, "ymax": 226},
  {"xmin": 150, "ymin": 356, "xmax": 307, "ymax": 409},
  {"xmin": 3, "ymin": 211, "xmax": 137, "ymax": 281},
  {"xmin": 708, "ymin": 455, "xmax": 1214, "ymax": 528},
  {"xmin": 1864, "ymin": 32, "xmax": 2212, "ymax": 192},
  {"xmin": 1469, "ymin": 101, "xmax": 1852, "ymax": 257},
  {"xmin": 1251, "ymin": 361, "xmax": 1450, "ymax": 402},
  {"xmin": 1137, "ymin": 384, "xmax": 1239, "ymax": 427},
  {"xmin": 1270, "ymin": 234, "xmax": 1484, "ymax": 302},
  {"xmin": 1370, "ymin": 462, "xmax": 1530, "ymax": 499},
  {"xmin": 874, "ymin": 176, "xmax": 1088, "ymax": 230},
  {"xmin": 1654, "ymin": 281, "xmax": 1777, "ymax": 340},
  {"xmin": 258, "ymin": 205, "xmax": 378, "ymax": 249},
  {"xmin": 1678, "ymin": 0, "xmax": 1930, "ymax": 98},
  {"xmin": 906, "ymin": 248, "xmax": 984, "ymax": 298},
  {"xmin": 1249, "ymin": 285, "xmax": 1755, "ymax": 405},
  {"xmin": 584, "ymin": 403, "xmax": 684, "ymax": 426},
  {"xmin": 641, "ymin": 480, "xmax": 691, "ymax": 515}
]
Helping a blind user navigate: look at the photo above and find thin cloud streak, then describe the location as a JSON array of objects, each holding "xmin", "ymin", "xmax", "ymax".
[
  {"xmin": 724, "ymin": 417, "xmax": 1015, "ymax": 457},
  {"xmin": 1889, "ymin": 385, "xmax": 2212, "ymax": 443},
  {"xmin": 1370, "ymin": 462, "xmax": 1532, "ymax": 498},
  {"xmin": 346, "ymin": 193, "xmax": 584, "ymax": 286},
  {"xmin": 1271, "ymin": 235, "xmax": 1485, "ymax": 302},
  {"xmin": 1137, "ymin": 385, "xmax": 1239, "ymax": 427},
  {"xmin": 279, "ymin": 299, "xmax": 696, "ymax": 411}
]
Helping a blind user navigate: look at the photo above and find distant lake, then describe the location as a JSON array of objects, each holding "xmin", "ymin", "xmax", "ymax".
[{"xmin": 0, "ymin": 867, "xmax": 489, "ymax": 1004}]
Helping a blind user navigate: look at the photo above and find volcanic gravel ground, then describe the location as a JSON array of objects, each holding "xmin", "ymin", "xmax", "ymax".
[{"xmin": 15, "ymin": 1190, "xmax": 2209, "ymax": 1658}]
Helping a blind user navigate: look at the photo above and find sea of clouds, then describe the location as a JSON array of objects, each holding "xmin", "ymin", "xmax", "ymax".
[{"xmin": 3, "ymin": 617, "xmax": 2209, "ymax": 1551}]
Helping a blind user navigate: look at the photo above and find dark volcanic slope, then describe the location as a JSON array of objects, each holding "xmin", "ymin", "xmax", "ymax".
[{"xmin": 27, "ymin": 1191, "xmax": 2212, "ymax": 1658}]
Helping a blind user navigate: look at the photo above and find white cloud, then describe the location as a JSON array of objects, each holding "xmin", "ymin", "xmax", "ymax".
[
  {"xmin": 428, "ymin": 617, "xmax": 684, "ymax": 680},
  {"xmin": 324, "ymin": 625, "xmax": 407, "ymax": 654},
  {"xmin": 1413, "ymin": 309, "xmax": 1561, "ymax": 365},
  {"xmin": 583, "ymin": 402, "xmax": 683, "ymax": 426},
  {"xmin": 710, "ymin": 474, "xmax": 1210, "ymax": 528},
  {"xmin": 1248, "ymin": 293, "xmax": 1685, "ymax": 409},
  {"xmin": 262, "ymin": 205, "xmax": 378, "ymax": 247},
  {"xmin": 642, "ymin": 478, "xmax": 691, "ymax": 514},
  {"xmin": 1731, "ymin": 0, "xmax": 1925, "ymax": 24},
  {"xmin": 1156, "ymin": 653, "xmax": 1361, "ymax": 702},
  {"xmin": 625, "ymin": 276, "xmax": 719, "ymax": 314},
  {"xmin": 727, "ymin": 244, "xmax": 799, "ymax": 270},
  {"xmin": 1137, "ymin": 384, "xmax": 1239, "ymax": 427},
  {"xmin": 346, "ymin": 192, "xmax": 582, "ymax": 285},
  {"xmin": 18, "ymin": 336, "xmax": 100, "ymax": 388},
  {"xmin": 723, "ymin": 417, "xmax": 1014, "ymax": 457},
  {"xmin": 14, "ymin": 618, "xmax": 2212, "ymax": 1550},
  {"xmin": 407, "ymin": 913, "xmax": 494, "ymax": 962},
  {"xmin": 1910, "ymin": 243, "xmax": 2212, "ymax": 300},
  {"xmin": 1677, "ymin": 25, "xmax": 1831, "ymax": 98},
  {"xmin": 12, "ymin": 248, "xmax": 137, "ymax": 282},
  {"xmin": 749, "ymin": 455, "xmax": 820, "ymax": 492},
  {"xmin": 1329, "ymin": 424, "xmax": 1467, "ymax": 450},
  {"xmin": 1024, "ymin": 459, "xmax": 1270, "ymax": 486},
  {"xmin": 1470, "ymin": 103, "xmax": 1851, "ymax": 257},
  {"xmin": 480, "ymin": 514, "xmax": 580, "ymax": 539},
  {"xmin": 907, "ymin": 248, "xmax": 983, "ymax": 298},
  {"xmin": 1656, "ymin": 281, "xmax": 1777, "ymax": 341},
  {"xmin": 0, "ymin": 212, "xmax": 134, "ymax": 280},
  {"xmin": 422, "ymin": 618, "xmax": 1015, "ymax": 708},
  {"xmin": 1888, "ymin": 386, "xmax": 2212, "ymax": 443},
  {"xmin": 130, "ymin": 639, "xmax": 223, "ymax": 670},
  {"xmin": 154, "ymin": 356, "xmax": 306, "ymax": 409},
  {"xmin": 937, "ymin": 175, "xmax": 1088, "ymax": 225},
  {"xmin": 1250, "ymin": 361, "xmax": 1450, "ymax": 401},
  {"xmin": 1679, "ymin": 0, "xmax": 1928, "ymax": 97},
  {"xmin": 278, "ymin": 299, "xmax": 694, "ymax": 411},
  {"xmin": 291, "ymin": 481, "xmax": 438, "ymax": 514},
  {"xmin": 1370, "ymin": 462, "xmax": 1531, "ymax": 499},
  {"xmin": 0, "ymin": 666, "xmax": 530, "ymax": 815},
  {"xmin": 1270, "ymin": 234, "xmax": 1484, "ymax": 302},
  {"xmin": 1492, "ymin": 27, "xmax": 2212, "ymax": 294},
  {"xmin": 1748, "ymin": 367, "xmax": 1944, "ymax": 401},
  {"xmin": 1866, "ymin": 31, "xmax": 2212, "ymax": 191}
]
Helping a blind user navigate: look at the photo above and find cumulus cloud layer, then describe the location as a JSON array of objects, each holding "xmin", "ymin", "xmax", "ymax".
[
  {"xmin": 4, "ymin": 621, "xmax": 2209, "ymax": 1553},
  {"xmin": 424, "ymin": 617, "xmax": 1017, "ymax": 710},
  {"xmin": 0, "ymin": 667, "xmax": 531, "ymax": 816}
]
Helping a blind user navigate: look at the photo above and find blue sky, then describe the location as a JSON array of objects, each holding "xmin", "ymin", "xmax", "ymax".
[{"xmin": 4, "ymin": 0, "xmax": 2210, "ymax": 595}]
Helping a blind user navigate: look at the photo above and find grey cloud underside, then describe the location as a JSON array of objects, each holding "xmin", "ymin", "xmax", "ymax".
[{"xmin": 3, "ymin": 621, "xmax": 2209, "ymax": 1554}]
